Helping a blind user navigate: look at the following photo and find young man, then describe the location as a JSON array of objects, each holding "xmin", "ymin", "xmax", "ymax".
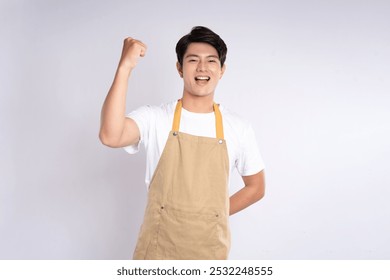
[{"xmin": 100, "ymin": 26, "xmax": 265, "ymax": 260}]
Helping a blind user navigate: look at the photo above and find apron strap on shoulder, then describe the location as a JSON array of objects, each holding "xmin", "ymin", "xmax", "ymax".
[
  {"xmin": 213, "ymin": 103, "xmax": 224, "ymax": 140},
  {"xmin": 172, "ymin": 99, "xmax": 182, "ymax": 132}
]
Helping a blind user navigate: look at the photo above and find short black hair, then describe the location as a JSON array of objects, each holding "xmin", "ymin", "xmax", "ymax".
[{"xmin": 175, "ymin": 26, "xmax": 227, "ymax": 67}]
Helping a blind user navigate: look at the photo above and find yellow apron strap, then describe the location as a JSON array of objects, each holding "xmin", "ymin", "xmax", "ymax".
[
  {"xmin": 172, "ymin": 99, "xmax": 224, "ymax": 140},
  {"xmin": 172, "ymin": 99, "xmax": 182, "ymax": 132},
  {"xmin": 213, "ymin": 103, "xmax": 224, "ymax": 140}
]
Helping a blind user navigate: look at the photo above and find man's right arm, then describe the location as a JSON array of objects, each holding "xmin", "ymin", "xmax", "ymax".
[{"xmin": 99, "ymin": 38, "xmax": 147, "ymax": 148}]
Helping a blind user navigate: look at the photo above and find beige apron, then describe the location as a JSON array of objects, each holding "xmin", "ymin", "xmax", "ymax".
[{"xmin": 133, "ymin": 99, "xmax": 230, "ymax": 260}]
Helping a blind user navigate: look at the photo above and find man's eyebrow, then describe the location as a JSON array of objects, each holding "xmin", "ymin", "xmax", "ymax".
[{"xmin": 185, "ymin": 54, "xmax": 220, "ymax": 59}]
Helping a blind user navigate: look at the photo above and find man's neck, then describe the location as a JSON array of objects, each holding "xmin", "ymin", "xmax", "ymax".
[{"xmin": 181, "ymin": 93, "xmax": 214, "ymax": 113}]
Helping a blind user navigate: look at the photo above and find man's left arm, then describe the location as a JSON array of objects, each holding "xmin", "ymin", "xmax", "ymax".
[{"xmin": 229, "ymin": 170, "xmax": 265, "ymax": 215}]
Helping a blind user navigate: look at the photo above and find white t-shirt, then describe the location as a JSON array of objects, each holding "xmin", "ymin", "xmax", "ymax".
[{"xmin": 124, "ymin": 100, "xmax": 265, "ymax": 188}]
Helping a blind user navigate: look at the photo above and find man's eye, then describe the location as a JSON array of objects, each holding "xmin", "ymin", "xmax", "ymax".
[
  {"xmin": 189, "ymin": 59, "xmax": 197, "ymax": 62},
  {"xmin": 209, "ymin": 60, "xmax": 216, "ymax": 63}
]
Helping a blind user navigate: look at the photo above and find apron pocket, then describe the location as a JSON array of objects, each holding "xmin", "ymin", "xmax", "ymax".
[{"xmin": 156, "ymin": 207, "xmax": 228, "ymax": 259}]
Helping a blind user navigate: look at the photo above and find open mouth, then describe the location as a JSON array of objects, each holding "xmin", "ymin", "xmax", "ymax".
[{"xmin": 195, "ymin": 76, "xmax": 210, "ymax": 81}]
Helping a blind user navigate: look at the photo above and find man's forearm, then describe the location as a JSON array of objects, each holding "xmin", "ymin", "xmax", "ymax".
[
  {"xmin": 99, "ymin": 66, "xmax": 131, "ymax": 145},
  {"xmin": 229, "ymin": 185, "xmax": 264, "ymax": 215},
  {"xmin": 229, "ymin": 171, "xmax": 265, "ymax": 215}
]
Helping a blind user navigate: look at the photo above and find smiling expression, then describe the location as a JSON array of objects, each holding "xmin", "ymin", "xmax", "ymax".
[{"xmin": 177, "ymin": 42, "xmax": 226, "ymax": 99}]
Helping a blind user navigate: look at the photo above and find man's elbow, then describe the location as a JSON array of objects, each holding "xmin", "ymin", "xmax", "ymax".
[
  {"xmin": 99, "ymin": 131, "xmax": 120, "ymax": 148},
  {"xmin": 255, "ymin": 187, "xmax": 265, "ymax": 202},
  {"xmin": 253, "ymin": 179, "xmax": 265, "ymax": 202}
]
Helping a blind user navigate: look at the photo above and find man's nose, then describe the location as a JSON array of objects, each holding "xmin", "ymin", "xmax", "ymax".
[{"xmin": 196, "ymin": 60, "xmax": 207, "ymax": 71}]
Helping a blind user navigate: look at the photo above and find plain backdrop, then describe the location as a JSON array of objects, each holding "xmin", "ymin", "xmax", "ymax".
[{"xmin": 1, "ymin": 0, "xmax": 389, "ymax": 259}]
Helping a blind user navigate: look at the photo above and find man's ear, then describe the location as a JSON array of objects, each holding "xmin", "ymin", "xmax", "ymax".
[
  {"xmin": 176, "ymin": 62, "xmax": 183, "ymax": 78},
  {"xmin": 220, "ymin": 64, "xmax": 226, "ymax": 79}
]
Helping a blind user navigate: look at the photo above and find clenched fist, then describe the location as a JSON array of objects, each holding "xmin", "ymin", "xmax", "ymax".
[{"xmin": 118, "ymin": 37, "xmax": 147, "ymax": 71}]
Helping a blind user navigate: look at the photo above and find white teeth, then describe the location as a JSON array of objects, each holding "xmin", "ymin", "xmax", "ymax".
[{"xmin": 195, "ymin": 76, "xmax": 210, "ymax": 81}]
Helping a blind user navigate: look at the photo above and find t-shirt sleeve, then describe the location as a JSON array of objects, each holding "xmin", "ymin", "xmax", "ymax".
[
  {"xmin": 236, "ymin": 124, "xmax": 265, "ymax": 176},
  {"xmin": 123, "ymin": 105, "xmax": 152, "ymax": 154}
]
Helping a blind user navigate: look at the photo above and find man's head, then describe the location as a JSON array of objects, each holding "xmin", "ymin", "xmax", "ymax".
[
  {"xmin": 176, "ymin": 26, "xmax": 227, "ymax": 68},
  {"xmin": 176, "ymin": 27, "xmax": 227, "ymax": 100}
]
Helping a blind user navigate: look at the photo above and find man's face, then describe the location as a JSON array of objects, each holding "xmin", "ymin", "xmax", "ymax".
[{"xmin": 177, "ymin": 42, "xmax": 226, "ymax": 98}]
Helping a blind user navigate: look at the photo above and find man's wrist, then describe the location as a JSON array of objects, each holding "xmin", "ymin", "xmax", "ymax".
[{"xmin": 116, "ymin": 64, "xmax": 134, "ymax": 78}]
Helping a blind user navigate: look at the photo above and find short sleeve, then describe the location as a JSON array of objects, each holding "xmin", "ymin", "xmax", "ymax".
[
  {"xmin": 236, "ymin": 124, "xmax": 265, "ymax": 176},
  {"xmin": 123, "ymin": 105, "xmax": 152, "ymax": 154}
]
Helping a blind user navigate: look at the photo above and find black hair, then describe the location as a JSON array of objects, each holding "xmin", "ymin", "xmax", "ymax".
[{"xmin": 175, "ymin": 26, "xmax": 227, "ymax": 67}]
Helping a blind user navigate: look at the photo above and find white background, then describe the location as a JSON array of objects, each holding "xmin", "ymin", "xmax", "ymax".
[{"xmin": 1, "ymin": 0, "xmax": 389, "ymax": 259}]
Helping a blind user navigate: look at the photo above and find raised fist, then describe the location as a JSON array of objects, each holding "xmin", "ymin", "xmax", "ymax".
[{"xmin": 119, "ymin": 37, "xmax": 147, "ymax": 70}]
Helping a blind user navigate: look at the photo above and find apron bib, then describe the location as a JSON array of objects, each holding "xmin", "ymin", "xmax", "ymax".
[{"xmin": 133, "ymin": 99, "xmax": 230, "ymax": 259}]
